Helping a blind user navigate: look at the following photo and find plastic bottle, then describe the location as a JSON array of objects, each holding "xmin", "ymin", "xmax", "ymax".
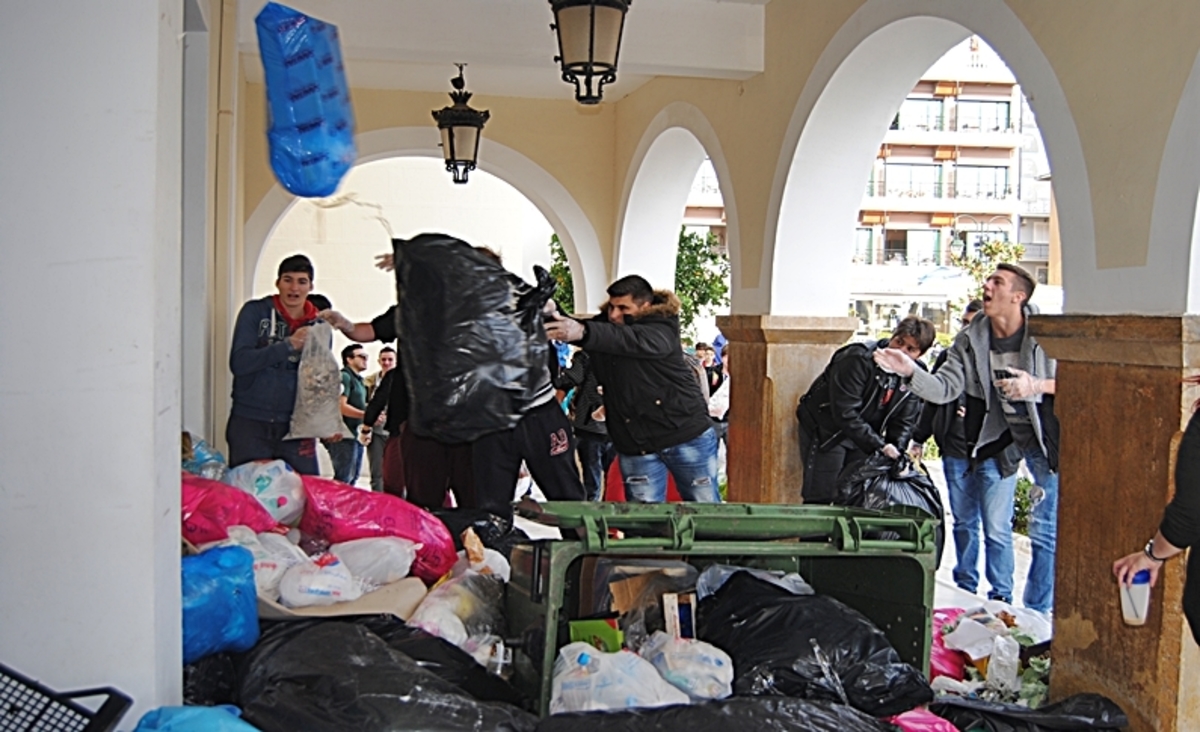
[{"xmin": 1121, "ymin": 569, "xmax": 1152, "ymax": 626}]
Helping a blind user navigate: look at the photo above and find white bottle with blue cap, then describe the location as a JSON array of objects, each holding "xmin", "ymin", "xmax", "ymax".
[{"xmin": 1121, "ymin": 569, "xmax": 1152, "ymax": 626}]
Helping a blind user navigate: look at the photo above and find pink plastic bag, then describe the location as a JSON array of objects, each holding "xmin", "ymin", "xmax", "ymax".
[
  {"xmin": 887, "ymin": 708, "xmax": 958, "ymax": 732},
  {"xmin": 298, "ymin": 476, "xmax": 456, "ymax": 583},
  {"xmin": 181, "ymin": 472, "xmax": 278, "ymax": 545},
  {"xmin": 931, "ymin": 607, "xmax": 969, "ymax": 682}
]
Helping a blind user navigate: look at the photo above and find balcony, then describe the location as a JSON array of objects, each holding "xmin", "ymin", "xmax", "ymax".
[
  {"xmin": 864, "ymin": 180, "xmax": 1018, "ymax": 215},
  {"xmin": 1021, "ymin": 243, "xmax": 1050, "ymax": 261}
]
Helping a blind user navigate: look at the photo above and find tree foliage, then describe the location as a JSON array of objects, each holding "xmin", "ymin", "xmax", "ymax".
[
  {"xmin": 674, "ymin": 227, "xmax": 731, "ymax": 338},
  {"xmin": 548, "ymin": 233, "xmax": 575, "ymax": 313},
  {"xmin": 545, "ymin": 227, "xmax": 731, "ymax": 336},
  {"xmin": 948, "ymin": 238, "xmax": 1026, "ymax": 301}
]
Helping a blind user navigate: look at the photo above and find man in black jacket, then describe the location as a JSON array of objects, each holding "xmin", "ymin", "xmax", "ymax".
[
  {"xmin": 796, "ymin": 316, "xmax": 936, "ymax": 503},
  {"xmin": 545, "ymin": 275, "xmax": 720, "ymax": 503}
]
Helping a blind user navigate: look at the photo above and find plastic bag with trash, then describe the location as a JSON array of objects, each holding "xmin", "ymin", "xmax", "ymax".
[
  {"xmin": 227, "ymin": 459, "xmax": 306, "ymax": 525},
  {"xmin": 133, "ymin": 705, "xmax": 262, "ymax": 732},
  {"xmin": 697, "ymin": 572, "xmax": 932, "ymax": 718},
  {"xmin": 407, "ymin": 571, "xmax": 504, "ymax": 654},
  {"xmin": 330, "ymin": 536, "xmax": 419, "ymax": 586},
  {"xmin": 549, "ymin": 642, "xmax": 691, "ymax": 714},
  {"xmin": 930, "ymin": 693, "xmax": 1128, "ymax": 732},
  {"xmin": 538, "ymin": 697, "xmax": 900, "ymax": 732},
  {"xmin": 299, "ymin": 475, "xmax": 457, "ymax": 582},
  {"xmin": 393, "ymin": 234, "xmax": 557, "ymax": 443},
  {"xmin": 695, "ymin": 564, "xmax": 814, "ymax": 600},
  {"xmin": 199, "ymin": 525, "xmax": 308, "ymax": 600},
  {"xmin": 638, "ymin": 630, "xmax": 733, "ymax": 701},
  {"xmin": 284, "ymin": 321, "xmax": 352, "ymax": 441},
  {"xmin": 182, "ymin": 435, "xmax": 230, "ymax": 483},
  {"xmin": 835, "ymin": 453, "xmax": 945, "ymax": 562},
  {"xmin": 238, "ymin": 621, "xmax": 536, "ymax": 732},
  {"xmin": 255, "ymin": 3, "xmax": 356, "ymax": 198},
  {"xmin": 449, "ymin": 527, "xmax": 511, "ymax": 582},
  {"xmin": 277, "ymin": 553, "xmax": 364, "ymax": 608},
  {"xmin": 182, "ymin": 546, "xmax": 259, "ymax": 664},
  {"xmin": 182, "ymin": 473, "xmax": 278, "ymax": 545}
]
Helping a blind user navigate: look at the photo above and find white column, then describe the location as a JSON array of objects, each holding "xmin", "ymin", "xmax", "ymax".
[{"xmin": 0, "ymin": 0, "xmax": 183, "ymax": 720}]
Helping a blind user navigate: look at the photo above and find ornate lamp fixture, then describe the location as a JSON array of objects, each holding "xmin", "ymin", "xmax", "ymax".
[
  {"xmin": 550, "ymin": 0, "xmax": 630, "ymax": 104},
  {"xmin": 431, "ymin": 64, "xmax": 489, "ymax": 184}
]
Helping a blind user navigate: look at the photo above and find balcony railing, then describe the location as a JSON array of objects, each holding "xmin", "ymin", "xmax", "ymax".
[
  {"xmin": 1022, "ymin": 243, "xmax": 1050, "ymax": 260},
  {"xmin": 865, "ymin": 180, "xmax": 1014, "ymax": 200}
]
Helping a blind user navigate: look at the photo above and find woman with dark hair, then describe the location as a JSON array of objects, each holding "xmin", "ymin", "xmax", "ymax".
[{"xmin": 1113, "ymin": 381, "xmax": 1200, "ymax": 642}]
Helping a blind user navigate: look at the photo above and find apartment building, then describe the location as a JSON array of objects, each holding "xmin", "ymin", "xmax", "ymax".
[{"xmin": 852, "ymin": 36, "xmax": 1056, "ymax": 335}]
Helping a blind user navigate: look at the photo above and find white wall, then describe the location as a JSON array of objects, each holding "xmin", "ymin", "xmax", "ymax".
[
  {"xmin": 254, "ymin": 157, "xmax": 555, "ymax": 357},
  {"xmin": 0, "ymin": 0, "xmax": 183, "ymax": 719}
]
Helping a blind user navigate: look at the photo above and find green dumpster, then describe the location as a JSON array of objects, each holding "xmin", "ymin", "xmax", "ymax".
[{"xmin": 505, "ymin": 501, "xmax": 939, "ymax": 716}]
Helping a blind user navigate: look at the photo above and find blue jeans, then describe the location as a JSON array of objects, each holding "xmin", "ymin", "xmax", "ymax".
[
  {"xmin": 577, "ymin": 432, "xmax": 616, "ymax": 501},
  {"xmin": 619, "ymin": 427, "xmax": 721, "ymax": 503},
  {"xmin": 328, "ymin": 438, "xmax": 364, "ymax": 485},
  {"xmin": 944, "ymin": 455, "xmax": 1016, "ymax": 602},
  {"xmin": 1021, "ymin": 446, "xmax": 1059, "ymax": 613}
]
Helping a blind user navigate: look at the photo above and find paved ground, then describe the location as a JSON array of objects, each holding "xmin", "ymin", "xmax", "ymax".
[{"xmin": 925, "ymin": 458, "xmax": 1034, "ymax": 610}]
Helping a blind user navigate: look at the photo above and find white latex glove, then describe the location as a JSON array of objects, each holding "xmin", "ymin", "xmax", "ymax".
[
  {"xmin": 882, "ymin": 444, "xmax": 902, "ymax": 460},
  {"xmin": 357, "ymin": 425, "xmax": 372, "ymax": 446},
  {"xmin": 998, "ymin": 368, "xmax": 1042, "ymax": 399},
  {"xmin": 873, "ymin": 348, "xmax": 917, "ymax": 377},
  {"xmin": 318, "ymin": 309, "xmax": 354, "ymax": 335},
  {"xmin": 544, "ymin": 312, "xmax": 585, "ymax": 343}
]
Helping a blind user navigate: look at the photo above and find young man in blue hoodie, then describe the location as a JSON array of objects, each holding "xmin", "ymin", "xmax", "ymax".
[{"xmin": 225, "ymin": 254, "xmax": 334, "ymax": 474}]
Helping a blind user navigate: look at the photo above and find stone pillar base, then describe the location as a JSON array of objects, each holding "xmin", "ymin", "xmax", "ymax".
[
  {"xmin": 715, "ymin": 315, "xmax": 858, "ymax": 504},
  {"xmin": 1030, "ymin": 314, "xmax": 1200, "ymax": 732}
]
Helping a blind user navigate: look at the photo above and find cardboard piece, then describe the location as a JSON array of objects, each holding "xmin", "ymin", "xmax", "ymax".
[
  {"xmin": 258, "ymin": 576, "xmax": 427, "ymax": 621},
  {"xmin": 609, "ymin": 573, "xmax": 659, "ymax": 615}
]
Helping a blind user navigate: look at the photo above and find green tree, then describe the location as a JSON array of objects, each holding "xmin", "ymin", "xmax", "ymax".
[
  {"xmin": 949, "ymin": 238, "xmax": 1026, "ymax": 301},
  {"xmin": 674, "ymin": 227, "xmax": 731, "ymax": 338},
  {"xmin": 548, "ymin": 233, "xmax": 575, "ymax": 313}
]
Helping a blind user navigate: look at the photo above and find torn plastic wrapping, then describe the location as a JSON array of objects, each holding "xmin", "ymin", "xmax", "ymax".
[
  {"xmin": 696, "ymin": 572, "xmax": 932, "ymax": 718},
  {"xmin": 299, "ymin": 475, "xmax": 457, "ymax": 582},
  {"xmin": 182, "ymin": 546, "xmax": 260, "ymax": 665},
  {"xmin": 238, "ymin": 621, "xmax": 536, "ymax": 732},
  {"xmin": 284, "ymin": 321, "xmax": 352, "ymax": 440},
  {"xmin": 255, "ymin": 2, "xmax": 356, "ymax": 198},
  {"xmin": 393, "ymin": 234, "xmax": 557, "ymax": 443},
  {"xmin": 535, "ymin": 697, "xmax": 902, "ymax": 732},
  {"xmin": 929, "ymin": 693, "xmax": 1128, "ymax": 731}
]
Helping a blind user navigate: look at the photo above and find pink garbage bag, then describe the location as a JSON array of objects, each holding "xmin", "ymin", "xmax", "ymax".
[
  {"xmin": 298, "ymin": 476, "xmax": 456, "ymax": 583},
  {"xmin": 931, "ymin": 607, "xmax": 969, "ymax": 682},
  {"xmin": 887, "ymin": 708, "xmax": 958, "ymax": 732},
  {"xmin": 181, "ymin": 472, "xmax": 278, "ymax": 545}
]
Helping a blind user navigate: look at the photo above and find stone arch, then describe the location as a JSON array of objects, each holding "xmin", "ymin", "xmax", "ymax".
[
  {"xmin": 765, "ymin": 0, "xmax": 1097, "ymax": 315},
  {"xmin": 244, "ymin": 127, "xmax": 605, "ymax": 312},
  {"xmin": 615, "ymin": 103, "xmax": 739, "ymax": 299},
  {"xmin": 1159, "ymin": 50, "xmax": 1200, "ymax": 314}
]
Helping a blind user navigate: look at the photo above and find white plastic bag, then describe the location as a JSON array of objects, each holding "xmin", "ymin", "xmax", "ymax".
[
  {"xmin": 985, "ymin": 634, "xmax": 1022, "ymax": 694},
  {"xmin": 330, "ymin": 536, "xmax": 419, "ymax": 586},
  {"xmin": 284, "ymin": 321, "xmax": 353, "ymax": 441},
  {"xmin": 450, "ymin": 548, "xmax": 511, "ymax": 583},
  {"xmin": 638, "ymin": 631, "xmax": 733, "ymax": 700},
  {"xmin": 407, "ymin": 572, "xmax": 504, "ymax": 659},
  {"xmin": 550, "ymin": 642, "xmax": 691, "ymax": 714},
  {"xmin": 197, "ymin": 525, "xmax": 307, "ymax": 601},
  {"xmin": 695, "ymin": 564, "xmax": 813, "ymax": 600},
  {"xmin": 278, "ymin": 554, "xmax": 363, "ymax": 608},
  {"xmin": 227, "ymin": 459, "xmax": 306, "ymax": 525}
]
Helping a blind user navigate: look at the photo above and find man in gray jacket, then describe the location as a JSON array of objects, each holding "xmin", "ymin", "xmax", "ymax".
[{"xmin": 875, "ymin": 263, "xmax": 1060, "ymax": 614}]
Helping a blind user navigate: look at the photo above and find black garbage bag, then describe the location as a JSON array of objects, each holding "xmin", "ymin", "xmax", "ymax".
[
  {"xmin": 239, "ymin": 621, "xmax": 537, "ymax": 732},
  {"xmin": 535, "ymin": 697, "xmax": 900, "ymax": 732},
  {"xmin": 835, "ymin": 453, "xmax": 945, "ymax": 561},
  {"xmin": 394, "ymin": 234, "xmax": 557, "ymax": 443},
  {"xmin": 183, "ymin": 652, "xmax": 240, "ymax": 707},
  {"xmin": 354, "ymin": 615, "xmax": 526, "ymax": 707},
  {"xmin": 929, "ymin": 693, "xmax": 1128, "ymax": 731},
  {"xmin": 696, "ymin": 572, "xmax": 932, "ymax": 717},
  {"xmin": 432, "ymin": 507, "xmax": 531, "ymax": 560}
]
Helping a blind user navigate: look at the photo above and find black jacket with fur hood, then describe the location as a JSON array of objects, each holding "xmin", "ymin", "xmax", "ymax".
[{"xmin": 578, "ymin": 290, "xmax": 714, "ymax": 454}]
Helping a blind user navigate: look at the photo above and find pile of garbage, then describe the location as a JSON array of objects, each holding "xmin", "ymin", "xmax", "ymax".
[{"xmin": 141, "ymin": 443, "xmax": 1131, "ymax": 732}]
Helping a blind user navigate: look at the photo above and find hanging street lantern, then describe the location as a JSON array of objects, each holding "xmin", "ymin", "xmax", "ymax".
[
  {"xmin": 550, "ymin": 0, "xmax": 630, "ymax": 105},
  {"xmin": 431, "ymin": 64, "xmax": 489, "ymax": 184}
]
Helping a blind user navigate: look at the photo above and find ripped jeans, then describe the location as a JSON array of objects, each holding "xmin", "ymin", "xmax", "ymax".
[{"xmin": 618, "ymin": 427, "xmax": 722, "ymax": 503}]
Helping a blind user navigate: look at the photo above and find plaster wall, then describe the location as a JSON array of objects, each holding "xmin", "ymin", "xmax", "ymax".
[{"xmin": 0, "ymin": 0, "xmax": 184, "ymax": 718}]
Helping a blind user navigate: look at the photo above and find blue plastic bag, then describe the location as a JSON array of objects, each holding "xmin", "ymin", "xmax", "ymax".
[
  {"xmin": 182, "ymin": 546, "xmax": 259, "ymax": 664},
  {"xmin": 135, "ymin": 705, "xmax": 262, "ymax": 731},
  {"xmin": 255, "ymin": 2, "xmax": 356, "ymax": 197}
]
